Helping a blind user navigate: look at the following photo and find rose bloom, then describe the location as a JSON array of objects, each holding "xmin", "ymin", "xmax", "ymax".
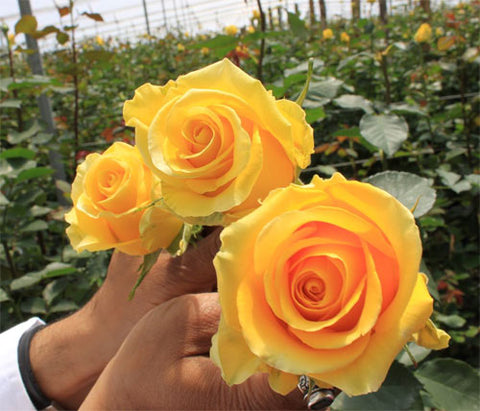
[
  {"xmin": 211, "ymin": 174, "xmax": 449, "ymax": 396},
  {"xmin": 224, "ymin": 25, "xmax": 239, "ymax": 36},
  {"xmin": 323, "ymin": 28, "xmax": 334, "ymax": 40},
  {"xmin": 123, "ymin": 59, "xmax": 313, "ymax": 224},
  {"xmin": 65, "ymin": 142, "xmax": 183, "ymax": 255},
  {"xmin": 340, "ymin": 32, "xmax": 350, "ymax": 43},
  {"xmin": 414, "ymin": 23, "xmax": 433, "ymax": 43}
]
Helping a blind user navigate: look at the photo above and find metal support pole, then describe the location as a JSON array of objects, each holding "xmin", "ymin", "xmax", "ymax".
[
  {"xmin": 142, "ymin": 0, "xmax": 151, "ymax": 35},
  {"xmin": 17, "ymin": 0, "xmax": 68, "ymax": 204}
]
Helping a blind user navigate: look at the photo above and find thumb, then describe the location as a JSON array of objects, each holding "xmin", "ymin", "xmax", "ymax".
[{"xmin": 152, "ymin": 227, "xmax": 222, "ymax": 299}]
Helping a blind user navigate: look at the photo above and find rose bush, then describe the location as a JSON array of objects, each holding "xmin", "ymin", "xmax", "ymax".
[
  {"xmin": 211, "ymin": 173, "xmax": 449, "ymax": 396},
  {"xmin": 65, "ymin": 142, "xmax": 182, "ymax": 255},
  {"xmin": 123, "ymin": 58, "xmax": 313, "ymax": 225}
]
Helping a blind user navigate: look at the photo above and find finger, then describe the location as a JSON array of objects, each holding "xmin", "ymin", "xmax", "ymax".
[
  {"xmin": 147, "ymin": 292, "xmax": 221, "ymax": 358},
  {"xmin": 149, "ymin": 228, "xmax": 222, "ymax": 301},
  {"xmin": 167, "ymin": 356, "xmax": 307, "ymax": 410}
]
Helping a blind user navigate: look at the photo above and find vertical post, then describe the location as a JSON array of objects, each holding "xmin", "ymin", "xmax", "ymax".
[
  {"xmin": 318, "ymin": 0, "xmax": 327, "ymax": 30},
  {"xmin": 142, "ymin": 0, "xmax": 151, "ymax": 36},
  {"xmin": 17, "ymin": 0, "xmax": 67, "ymax": 204},
  {"xmin": 351, "ymin": 0, "xmax": 361, "ymax": 20},
  {"xmin": 308, "ymin": 0, "xmax": 316, "ymax": 27},
  {"xmin": 161, "ymin": 0, "xmax": 168, "ymax": 32}
]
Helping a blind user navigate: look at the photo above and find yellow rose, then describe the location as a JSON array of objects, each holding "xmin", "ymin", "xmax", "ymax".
[
  {"xmin": 177, "ymin": 43, "xmax": 185, "ymax": 52},
  {"xmin": 224, "ymin": 25, "xmax": 238, "ymax": 36},
  {"xmin": 211, "ymin": 173, "xmax": 449, "ymax": 396},
  {"xmin": 200, "ymin": 46, "xmax": 210, "ymax": 56},
  {"xmin": 95, "ymin": 35, "xmax": 104, "ymax": 46},
  {"xmin": 340, "ymin": 31, "xmax": 350, "ymax": 43},
  {"xmin": 65, "ymin": 142, "xmax": 182, "ymax": 255},
  {"xmin": 414, "ymin": 23, "xmax": 432, "ymax": 43},
  {"xmin": 123, "ymin": 59, "xmax": 313, "ymax": 224},
  {"xmin": 323, "ymin": 28, "xmax": 334, "ymax": 40}
]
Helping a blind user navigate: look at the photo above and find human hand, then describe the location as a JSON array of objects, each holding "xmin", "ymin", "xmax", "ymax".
[
  {"xmin": 80, "ymin": 293, "xmax": 327, "ymax": 410},
  {"xmin": 29, "ymin": 230, "xmax": 220, "ymax": 408}
]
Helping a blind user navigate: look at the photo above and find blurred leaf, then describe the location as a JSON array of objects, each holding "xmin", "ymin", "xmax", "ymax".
[
  {"xmin": 29, "ymin": 205, "xmax": 52, "ymax": 217},
  {"xmin": 7, "ymin": 121, "xmax": 41, "ymax": 144},
  {"xmin": 57, "ymin": 6, "xmax": 71, "ymax": 17},
  {"xmin": 0, "ymin": 192, "xmax": 9, "ymax": 206},
  {"xmin": 20, "ymin": 297, "xmax": 46, "ymax": 314},
  {"xmin": 437, "ymin": 169, "xmax": 471, "ymax": 193},
  {"xmin": 82, "ymin": 12, "xmax": 104, "ymax": 22},
  {"xmin": 83, "ymin": 50, "xmax": 114, "ymax": 63},
  {"xmin": 415, "ymin": 359, "xmax": 480, "ymax": 411},
  {"xmin": 305, "ymin": 107, "xmax": 326, "ymax": 124},
  {"xmin": 10, "ymin": 272, "xmax": 44, "ymax": 290},
  {"xmin": 21, "ymin": 220, "xmax": 48, "ymax": 232},
  {"xmin": 16, "ymin": 167, "xmax": 54, "ymax": 183},
  {"xmin": 284, "ymin": 59, "xmax": 324, "ymax": 77},
  {"xmin": 364, "ymin": 171, "xmax": 436, "ymax": 217},
  {"xmin": 0, "ymin": 288, "xmax": 11, "ymax": 302},
  {"xmin": 332, "ymin": 361, "xmax": 423, "ymax": 410},
  {"xmin": 287, "ymin": 12, "xmax": 308, "ymax": 37},
  {"xmin": 435, "ymin": 313, "xmax": 467, "ymax": 328},
  {"xmin": 0, "ymin": 99, "xmax": 22, "ymax": 109},
  {"xmin": 56, "ymin": 31, "xmax": 69, "ymax": 44},
  {"xmin": 360, "ymin": 113, "xmax": 408, "ymax": 156},
  {"xmin": 389, "ymin": 102, "xmax": 427, "ymax": 117},
  {"xmin": 190, "ymin": 35, "xmax": 237, "ymax": 58},
  {"xmin": 15, "ymin": 15, "xmax": 37, "ymax": 34},
  {"xmin": 42, "ymin": 262, "xmax": 77, "ymax": 278},
  {"xmin": 334, "ymin": 94, "xmax": 374, "ymax": 113},
  {"xmin": 50, "ymin": 300, "xmax": 79, "ymax": 313},
  {"xmin": 42, "ymin": 279, "xmax": 67, "ymax": 306},
  {"xmin": 438, "ymin": 36, "xmax": 456, "ymax": 51},
  {"xmin": 10, "ymin": 262, "xmax": 76, "ymax": 291},
  {"xmin": 0, "ymin": 148, "xmax": 35, "ymax": 160},
  {"xmin": 397, "ymin": 342, "xmax": 432, "ymax": 367}
]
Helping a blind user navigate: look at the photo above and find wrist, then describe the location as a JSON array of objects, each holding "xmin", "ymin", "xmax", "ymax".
[{"xmin": 29, "ymin": 305, "xmax": 109, "ymax": 408}]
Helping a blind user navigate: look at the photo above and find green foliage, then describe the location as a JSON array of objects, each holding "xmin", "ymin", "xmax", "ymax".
[{"xmin": 1, "ymin": 2, "xmax": 478, "ymax": 408}]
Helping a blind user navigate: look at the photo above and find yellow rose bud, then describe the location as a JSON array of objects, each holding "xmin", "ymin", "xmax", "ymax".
[
  {"xmin": 252, "ymin": 9, "xmax": 260, "ymax": 19},
  {"xmin": 95, "ymin": 35, "xmax": 104, "ymax": 46},
  {"xmin": 224, "ymin": 25, "xmax": 238, "ymax": 36},
  {"xmin": 8, "ymin": 33, "xmax": 15, "ymax": 46},
  {"xmin": 367, "ymin": 0, "xmax": 376, "ymax": 3},
  {"xmin": 65, "ymin": 142, "xmax": 182, "ymax": 255},
  {"xmin": 177, "ymin": 43, "xmax": 185, "ymax": 52},
  {"xmin": 323, "ymin": 28, "xmax": 334, "ymax": 40},
  {"xmin": 200, "ymin": 46, "xmax": 210, "ymax": 55},
  {"xmin": 247, "ymin": 25, "xmax": 255, "ymax": 33},
  {"xmin": 123, "ymin": 59, "xmax": 314, "ymax": 225},
  {"xmin": 211, "ymin": 173, "xmax": 448, "ymax": 396},
  {"xmin": 340, "ymin": 31, "xmax": 350, "ymax": 43},
  {"xmin": 414, "ymin": 23, "xmax": 432, "ymax": 43}
]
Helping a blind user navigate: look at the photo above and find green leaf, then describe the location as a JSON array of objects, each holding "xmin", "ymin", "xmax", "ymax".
[
  {"xmin": 42, "ymin": 262, "xmax": 77, "ymax": 278},
  {"xmin": 82, "ymin": 12, "xmax": 104, "ymax": 22},
  {"xmin": 295, "ymin": 58, "xmax": 314, "ymax": 106},
  {"xmin": 21, "ymin": 220, "xmax": 48, "ymax": 232},
  {"xmin": 16, "ymin": 167, "xmax": 54, "ymax": 183},
  {"xmin": 10, "ymin": 262, "xmax": 76, "ymax": 291},
  {"xmin": 56, "ymin": 31, "xmax": 69, "ymax": 44},
  {"xmin": 397, "ymin": 342, "xmax": 432, "ymax": 367},
  {"xmin": 305, "ymin": 107, "xmax": 326, "ymax": 124},
  {"xmin": 7, "ymin": 120, "xmax": 41, "ymax": 144},
  {"xmin": 15, "ymin": 15, "xmax": 38, "ymax": 34},
  {"xmin": 389, "ymin": 102, "xmax": 428, "ymax": 117},
  {"xmin": 437, "ymin": 169, "xmax": 472, "ymax": 193},
  {"xmin": 49, "ymin": 300, "xmax": 79, "ymax": 313},
  {"xmin": 287, "ymin": 12, "xmax": 308, "ymax": 37},
  {"xmin": 415, "ymin": 359, "xmax": 480, "ymax": 411},
  {"xmin": 10, "ymin": 271, "xmax": 44, "ymax": 290},
  {"xmin": 435, "ymin": 313, "xmax": 467, "ymax": 328},
  {"xmin": 83, "ymin": 50, "xmax": 114, "ymax": 63},
  {"xmin": 0, "ymin": 191, "xmax": 9, "ymax": 206},
  {"xmin": 334, "ymin": 94, "xmax": 374, "ymax": 113},
  {"xmin": 364, "ymin": 171, "xmax": 436, "ymax": 217},
  {"xmin": 128, "ymin": 249, "xmax": 162, "ymax": 300},
  {"xmin": 0, "ymin": 99, "xmax": 22, "ymax": 109},
  {"xmin": 42, "ymin": 279, "xmax": 67, "ymax": 306},
  {"xmin": 309, "ymin": 78, "xmax": 344, "ymax": 99},
  {"xmin": 0, "ymin": 287, "xmax": 11, "ymax": 302},
  {"xmin": 360, "ymin": 113, "xmax": 409, "ymax": 157},
  {"xmin": 190, "ymin": 35, "xmax": 237, "ymax": 58},
  {"xmin": 20, "ymin": 297, "xmax": 46, "ymax": 314},
  {"xmin": 0, "ymin": 148, "xmax": 35, "ymax": 160},
  {"xmin": 332, "ymin": 361, "xmax": 423, "ymax": 410}
]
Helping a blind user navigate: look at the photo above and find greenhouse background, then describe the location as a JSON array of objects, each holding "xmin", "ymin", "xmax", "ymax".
[{"xmin": 1, "ymin": 0, "xmax": 479, "ymax": 409}]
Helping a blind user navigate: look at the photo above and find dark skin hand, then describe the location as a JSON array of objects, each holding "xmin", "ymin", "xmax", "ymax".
[
  {"xmin": 29, "ymin": 230, "xmax": 221, "ymax": 409},
  {"xmin": 80, "ymin": 293, "xmax": 306, "ymax": 410}
]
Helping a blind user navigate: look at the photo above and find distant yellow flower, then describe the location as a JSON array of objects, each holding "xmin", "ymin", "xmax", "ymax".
[
  {"xmin": 414, "ymin": 23, "xmax": 432, "ymax": 43},
  {"xmin": 95, "ymin": 35, "xmax": 104, "ymax": 46},
  {"xmin": 252, "ymin": 9, "xmax": 260, "ymax": 19},
  {"xmin": 184, "ymin": 31, "xmax": 190, "ymax": 38},
  {"xmin": 199, "ymin": 34, "xmax": 207, "ymax": 41},
  {"xmin": 247, "ymin": 25, "xmax": 255, "ymax": 33},
  {"xmin": 7, "ymin": 33, "xmax": 15, "ymax": 46},
  {"xmin": 177, "ymin": 43, "xmax": 185, "ymax": 52},
  {"xmin": 322, "ymin": 28, "xmax": 334, "ymax": 40},
  {"xmin": 224, "ymin": 25, "xmax": 238, "ymax": 36},
  {"xmin": 340, "ymin": 31, "xmax": 350, "ymax": 43},
  {"xmin": 201, "ymin": 46, "xmax": 210, "ymax": 56},
  {"xmin": 435, "ymin": 27, "xmax": 444, "ymax": 36},
  {"xmin": 367, "ymin": 0, "xmax": 376, "ymax": 4}
]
